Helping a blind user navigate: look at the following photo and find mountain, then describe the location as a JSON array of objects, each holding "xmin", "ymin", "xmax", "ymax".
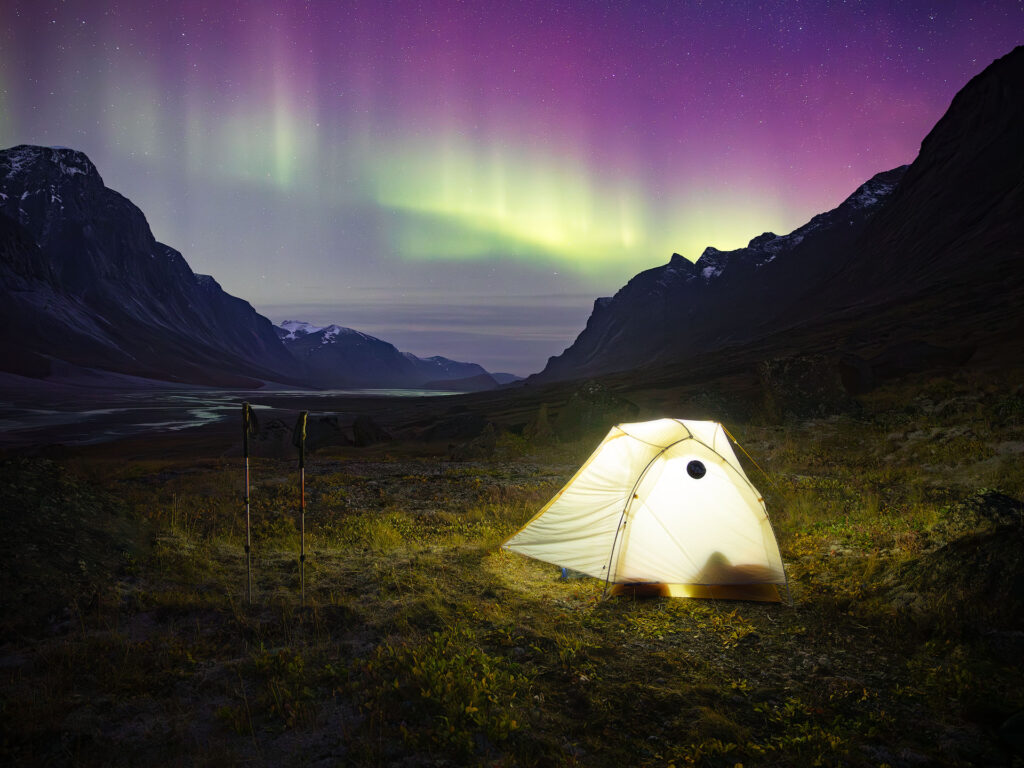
[
  {"xmin": 274, "ymin": 320, "xmax": 495, "ymax": 389},
  {"xmin": 536, "ymin": 46, "xmax": 1024, "ymax": 384},
  {"xmin": 0, "ymin": 145, "xmax": 297, "ymax": 386},
  {"xmin": 403, "ymin": 352, "xmax": 490, "ymax": 383},
  {"xmin": 536, "ymin": 166, "xmax": 906, "ymax": 381},
  {"xmin": 812, "ymin": 45, "xmax": 1024, "ymax": 321}
]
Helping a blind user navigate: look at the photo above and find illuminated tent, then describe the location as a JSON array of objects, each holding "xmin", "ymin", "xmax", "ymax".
[{"xmin": 503, "ymin": 419, "xmax": 789, "ymax": 601}]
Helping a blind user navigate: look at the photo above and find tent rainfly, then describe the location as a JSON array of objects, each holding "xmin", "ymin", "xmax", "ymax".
[{"xmin": 503, "ymin": 419, "xmax": 789, "ymax": 602}]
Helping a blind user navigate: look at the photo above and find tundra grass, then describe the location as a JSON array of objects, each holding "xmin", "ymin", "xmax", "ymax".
[{"xmin": 1, "ymin": 370, "xmax": 1023, "ymax": 766}]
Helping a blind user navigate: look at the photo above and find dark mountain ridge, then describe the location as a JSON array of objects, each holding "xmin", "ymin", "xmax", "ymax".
[
  {"xmin": 537, "ymin": 165, "xmax": 907, "ymax": 381},
  {"xmin": 818, "ymin": 44, "xmax": 1024, "ymax": 310},
  {"xmin": 536, "ymin": 46, "xmax": 1024, "ymax": 384},
  {"xmin": 0, "ymin": 145, "xmax": 296, "ymax": 386}
]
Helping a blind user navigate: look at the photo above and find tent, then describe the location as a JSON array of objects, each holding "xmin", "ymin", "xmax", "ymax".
[{"xmin": 503, "ymin": 419, "xmax": 789, "ymax": 602}]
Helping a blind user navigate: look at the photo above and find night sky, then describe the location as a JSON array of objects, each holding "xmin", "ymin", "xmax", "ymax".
[{"xmin": 2, "ymin": 1, "xmax": 1021, "ymax": 374}]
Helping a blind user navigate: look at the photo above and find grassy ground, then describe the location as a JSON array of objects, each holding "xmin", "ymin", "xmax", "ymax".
[{"xmin": 1, "ymin": 369, "xmax": 1023, "ymax": 766}]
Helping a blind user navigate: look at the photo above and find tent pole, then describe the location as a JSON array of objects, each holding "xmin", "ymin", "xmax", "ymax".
[{"xmin": 601, "ymin": 437, "xmax": 689, "ymax": 599}]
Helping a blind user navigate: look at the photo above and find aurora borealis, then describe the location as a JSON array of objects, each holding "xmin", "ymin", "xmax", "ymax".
[{"xmin": 2, "ymin": 1, "xmax": 1021, "ymax": 373}]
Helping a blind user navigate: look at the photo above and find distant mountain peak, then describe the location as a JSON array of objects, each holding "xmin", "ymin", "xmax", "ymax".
[
  {"xmin": 274, "ymin": 320, "xmax": 493, "ymax": 389},
  {"xmin": 276, "ymin": 320, "xmax": 323, "ymax": 340}
]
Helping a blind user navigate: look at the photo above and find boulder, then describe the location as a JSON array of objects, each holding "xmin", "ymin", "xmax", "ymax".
[{"xmin": 892, "ymin": 492, "xmax": 1024, "ymax": 637}]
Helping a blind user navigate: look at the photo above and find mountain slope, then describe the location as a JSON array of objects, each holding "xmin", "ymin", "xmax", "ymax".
[
  {"xmin": 276, "ymin": 322, "xmax": 419, "ymax": 387},
  {"xmin": 0, "ymin": 146, "xmax": 298, "ymax": 386},
  {"xmin": 404, "ymin": 352, "xmax": 490, "ymax": 383},
  {"xmin": 537, "ymin": 166, "xmax": 906, "ymax": 381},
  {"xmin": 819, "ymin": 45, "xmax": 1024, "ymax": 311},
  {"xmin": 275, "ymin": 320, "xmax": 494, "ymax": 389},
  {"xmin": 536, "ymin": 46, "xmax": 1024, "ymax": 384}
]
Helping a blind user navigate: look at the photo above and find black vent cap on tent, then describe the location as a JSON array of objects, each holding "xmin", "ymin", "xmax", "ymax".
[{"xmin": 687, "ymin": 460, "xmax": 706, "ymax": 479}]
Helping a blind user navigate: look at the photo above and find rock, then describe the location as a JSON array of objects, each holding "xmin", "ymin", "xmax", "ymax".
[
  {"xmin": 932, "ymin": 490, "xmax": 1023, "ymax": 542},
  {"xmin": 999, "ymin": 710, "xmax": 1024, "ymax": 756},
  {"xmin": 893, "ymin": 509, "xmax": 1024, "ymax": 633}
]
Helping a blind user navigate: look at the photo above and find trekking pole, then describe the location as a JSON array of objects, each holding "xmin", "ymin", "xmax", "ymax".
[
  {"xmin": 242, "ymin": 402, "xmax": 258, "ymax": 605},
  {"xmin": 293, "ymin": 411, "xmax": 309, "ymax": 607}
]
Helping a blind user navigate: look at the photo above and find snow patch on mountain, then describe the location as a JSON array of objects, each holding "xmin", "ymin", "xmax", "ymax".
[
  {"xmin": 3, "ymin": 145, "xmax": 94, "ymax": 181},
  {"xmin": 277, "ymin": 320, "xmax": 324, "ymax": 340},
  {"xmin": 4, "ymin": 147, "xmax": 33, "ymax": 179},
  {"xmin": 847, "ymin": 171, "xmax": 903, "ymax": 209},
  {"xmin": 276, "ymin": 320, "xmax": 375, "ymax": 344}
]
